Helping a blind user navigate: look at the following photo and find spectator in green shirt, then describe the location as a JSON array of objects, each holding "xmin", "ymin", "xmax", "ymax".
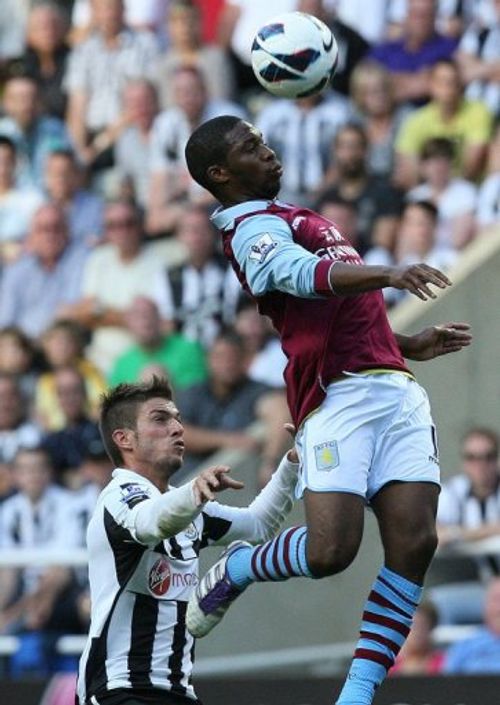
[{"xmin": 108, "ymin": 296, "xmax": 207, "ymax": 390}]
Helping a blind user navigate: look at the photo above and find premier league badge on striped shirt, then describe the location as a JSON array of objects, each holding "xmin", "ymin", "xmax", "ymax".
[{"xmin": 314, "ymin": 441, "xmax": 339, "ymax": 471}]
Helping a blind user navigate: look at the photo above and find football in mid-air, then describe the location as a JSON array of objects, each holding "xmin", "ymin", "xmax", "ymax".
[{"xmin": 251, "ymin": 12, "xmax": 338, "ymax": 99}]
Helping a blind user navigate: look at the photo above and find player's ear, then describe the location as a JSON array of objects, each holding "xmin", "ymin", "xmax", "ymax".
[
  {"xmin": 207, "ymin": 164, "xmax": 230, "ymax": 185},
  {"xmin": 112, "ymin": 428, "xmax": 134, "ymax": 454}
]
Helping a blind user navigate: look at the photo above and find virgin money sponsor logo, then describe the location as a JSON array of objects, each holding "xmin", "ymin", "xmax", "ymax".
[
  {"xmin": 148, "ymin": 558, "xmax": 198, "ymax": 596},
  {"xmin": 149, "ymin": 557, "xmax": 171, "ymax": 596}
]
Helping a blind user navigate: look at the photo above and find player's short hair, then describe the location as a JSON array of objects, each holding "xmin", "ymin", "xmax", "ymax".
[
  {"xmin": 100, "ymin": 376, "xmax": 174, "ymax": 466},
  {"xmin": 185, "ymin": 115, "xmax": 243, "ymax": 194},
  {"xmin": 420, "ymin": 137, "xmax": 455, "ymax": 161}
]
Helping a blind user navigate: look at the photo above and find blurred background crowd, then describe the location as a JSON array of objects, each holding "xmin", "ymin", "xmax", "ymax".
[{"xmin": 0, "ymin": 0, "xmax": 499, "ymax": 685}]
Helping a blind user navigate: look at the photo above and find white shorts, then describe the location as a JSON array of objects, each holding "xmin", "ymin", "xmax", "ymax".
[{"xmin": 295, "ymin": 372, "xmax": 441, "ymax": 501}]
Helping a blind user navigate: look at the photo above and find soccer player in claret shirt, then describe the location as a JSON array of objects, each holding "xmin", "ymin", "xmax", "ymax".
[{"xmin": 183, "ymin": 116, "xmax": 472, "ymax": 705}]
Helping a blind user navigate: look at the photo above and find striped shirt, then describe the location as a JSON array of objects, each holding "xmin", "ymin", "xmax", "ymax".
[
  {"xmin": 256, "ymin": 95, "xmax": 352, "ymax": 204},
  {"xmin": 459, "ymin": 23, "xmax": 500, "ymax": 117},
  {"xmin": 152, "ymin": 256, "xmax": 243, "ymax": 347},
  {"xmin": 64, "ymin": 29, "xmax": 160, "ymax": 130},
  {"xmin": 437, "ymin": 473, "xmax": 500, "ymax": 574},
  {"xmin": 77, "ymin": 458, "xmax": 297, "ymax": 704}
]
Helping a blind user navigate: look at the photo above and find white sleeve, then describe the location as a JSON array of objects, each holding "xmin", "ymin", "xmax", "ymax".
[
  {"xmin": 202, "ymin": 454, "xmax": 299, "ymax": 546},
  {"xmin": 105, "ymin": 479, "xmax": 204, "ymax": 546}
]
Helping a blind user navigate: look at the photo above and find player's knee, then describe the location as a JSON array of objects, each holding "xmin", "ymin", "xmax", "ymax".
[
  {"xmin": 393, "ymin": 524, "xmax": 438, "ymax": 569},
  {"xmin": 306, "ymin": 543, "xmax": 357, "ymax": 578},
  {"xmin": 413, "ymin": 525, "xmax": 438, "ymax": 564}
]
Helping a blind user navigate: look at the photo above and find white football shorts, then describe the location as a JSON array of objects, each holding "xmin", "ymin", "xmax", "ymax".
[{"xmin": 295, "ymin": 371, "xmax": 441, "ymax": 501}]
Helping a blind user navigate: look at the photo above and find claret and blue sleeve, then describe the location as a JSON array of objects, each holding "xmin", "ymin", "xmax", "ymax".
[{"xmin": 232, "ymin": 214, "xmax": 332, "ymax": 298}]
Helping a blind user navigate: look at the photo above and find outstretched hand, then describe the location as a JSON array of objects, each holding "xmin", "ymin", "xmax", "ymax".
[
  {"xmin": 405, "ymin": 322, "xmax": 472, "ymax": 361},
  {"xmin": 389, "ymin": 264, "xmax": 452, "ymax": 301},
  {"xmin": 192, "ymin": 465, "xmax": 244, "ymax": 505}
]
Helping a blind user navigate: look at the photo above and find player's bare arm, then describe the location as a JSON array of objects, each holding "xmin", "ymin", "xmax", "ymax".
[
  {"xmin": 395, "ymin": 323, "xmax": 473, "ymax": 361},
  {"xmin": 328, "ymin": 261, "xmax": 452, "ymax": 300}
]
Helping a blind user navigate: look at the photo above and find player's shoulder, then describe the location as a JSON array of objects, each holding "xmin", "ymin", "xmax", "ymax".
[
  {"xmin": 100, "ymin": 469, "xmax": 157, "ymax": 511},
  {"xmin": 213, "ymin": 200, "xmax": 292, "ymax": 233}
]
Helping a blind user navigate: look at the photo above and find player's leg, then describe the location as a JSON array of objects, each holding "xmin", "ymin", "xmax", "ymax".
[
  {"xmin": 335, "ymin": 482, "xmax": 439, "ymax": 705},
  {"xmin": 335, "ymin": 375, "xmax": 440, "ymax": 705},
  {"xmin": 187, "ymin": 492, "xmax": 365, "ymax": 638},
  {"xmin": 187, "ymin": 379, "xmax": 372, "ymax": 638}
]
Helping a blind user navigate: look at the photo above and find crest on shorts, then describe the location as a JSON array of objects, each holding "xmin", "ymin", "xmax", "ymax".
[{"xmin": 314, "ymin": 441, "xmax": 339, "ymax": 471}]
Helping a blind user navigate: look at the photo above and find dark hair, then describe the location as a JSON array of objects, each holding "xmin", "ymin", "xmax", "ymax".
[
  {"xmin": 47, "ymin": 148, "xmax": 78, "ymax": 164},
  {"xmin": 316, "ymin": 193, "xmax": 356, "ymax": 213},
  {"xmin": 334, "ymin": 123, "xmax": 369, "ymax": 150},
  {"xmin": 462, "ymin": 427, "xmax": 499, "ymax": 457},
  {"xmin": 0, "ymin": 136, "xmax": 16, "ymax": 156},
  {"xmin": 404, "ymin": 199, "xmax": 439, "ymax": 222},
  {"xmin": 212, "ymin": 329, "xmax": 245, "ymax": 352},
  {"xmin": 100, "ymin": 376, "xmax": 174, "ymax": 466},
  {"xmin": 420, "ymin": 137, "xmax": 455, "ymax": 161},
  {"xmin": 0, "ymin": 326, "xmax": 35, "ymax": 356},
  {"xmin": 104, "ymin": 198, "xmax": 144, "ymax": 226},
  {"xmin": 42, "ymin": 319, "xmax": 88, "ymax": 352},
  {"xmin": 417, "ymin": 600, "xmax": 439, "ymax": 630},
  {"xmin": 185, "ymin": 115, "xmax": 243, "ymax": 193},
  {"xmin": 14, "ymin": 445, "xmax": 52, "ymax": 467}
]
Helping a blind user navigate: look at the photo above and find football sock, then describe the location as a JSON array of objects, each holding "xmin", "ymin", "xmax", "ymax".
[
  {"xmin": 226, "ymin": 526, "xmax": 313, "ymax": 589},
  {"xmin": 335, "ymin": 566, "xmax": 422, "ymax": 705}
]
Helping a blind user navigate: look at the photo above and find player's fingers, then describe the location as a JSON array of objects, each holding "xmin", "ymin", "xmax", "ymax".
[
  {"xmin": 441, "ymin": 321, "xmax": 471, "ymax": 331},
  {"xmin": 419, "ymin": 264, "xmax": 452, "ymax": 287},
  {"xmin": 221, "ymin": 477, "xmax": 245, "ymax": 490},
  {"xmin": 406, "ymin": 274, "xmax": 434, "ymax": 299},
  {"xmin": 195, "ymin": 477, "xmax": 215, "ymax": 501},
  {"xmin": 284, "ymin": 422, "xmax": 296, "ymax": 437}
]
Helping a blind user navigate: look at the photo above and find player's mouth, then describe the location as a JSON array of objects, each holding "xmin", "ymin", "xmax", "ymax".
[{"xmin": 270, "ymin": 165, "xmax": 283, "ymax": 178}]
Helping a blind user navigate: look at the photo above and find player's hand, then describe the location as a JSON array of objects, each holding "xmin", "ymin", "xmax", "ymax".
[
  {"xmin": 284, "ymin": 422, "xmax": 299, "ymax": 464},
  {"xmin": 405, "ymin": 322, "xmax": 472, "ymax": 361},
  {"xmin": 192, "ymin": 465, "xmax": 244, "ymax": 504},
  {"xmin": 388, "ymin": 264, "xmax": 452, "ymax": 301}
]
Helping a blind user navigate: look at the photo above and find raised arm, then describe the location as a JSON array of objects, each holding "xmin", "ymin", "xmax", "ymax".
[
  {"xmin": 232, "ymin": 216, "xmax": 452, "ymax": 302},
  {"xmin": 202, "ymin": 450, "xmax": 300, "ymax": 546}
]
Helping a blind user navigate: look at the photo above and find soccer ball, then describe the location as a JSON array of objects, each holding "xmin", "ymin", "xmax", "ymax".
[{"xmin": 251, "ymin": 12, "xmax": 338, "ymax": 99}]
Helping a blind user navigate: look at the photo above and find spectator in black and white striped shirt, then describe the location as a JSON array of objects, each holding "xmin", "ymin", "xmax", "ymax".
[
  {"xmin": 456, "ymin": 0, "xmax": 500, "ymax": 118},
  {"xmin": 64, "ymin": 0, "xmax": 160, "ymax": 164},
  {"xmin": 76, "ymin": 376, "xmax": 299, "ymax": 705}
]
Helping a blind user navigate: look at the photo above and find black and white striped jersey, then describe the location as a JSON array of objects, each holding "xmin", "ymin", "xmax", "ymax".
[
  {"xmin": 459, "ymin": 22, "xmax": 500, "ymax": 117},
  {"xmin": 77, "ymin": 460, "xmax": 297, "ymax": 705},
  {"xmin": 152, "ymin": 256, "xmax": 243, "ymax": 348}
]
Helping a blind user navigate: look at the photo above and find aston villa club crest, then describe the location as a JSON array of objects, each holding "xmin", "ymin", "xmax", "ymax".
[
  {"xmin": 149, "ymin": 557, "xmax": 171, "ymax": 596},
  {"xmin": 314, "ymin": 441, "xmax": 339, "ymax": 471}
]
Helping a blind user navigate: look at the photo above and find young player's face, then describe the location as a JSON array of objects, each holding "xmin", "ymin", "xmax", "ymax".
[
  {"xmin": 223, "ymin": 122, "xmax": 283, "ymax": 200},
  {"xmin": 133, "ymin": 398, "xmax": 185, "ymax": 474}
]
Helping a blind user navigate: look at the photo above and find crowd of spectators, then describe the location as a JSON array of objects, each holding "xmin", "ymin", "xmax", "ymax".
[{"xmin": 0, "ymin": 0, "xmax": 499, "ymax": 681}]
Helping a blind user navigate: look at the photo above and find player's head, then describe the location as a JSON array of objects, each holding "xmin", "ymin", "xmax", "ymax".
[
  {"xmin": 100, "ymin": 376, "xmax": 185, "ymax": 476},
  {"xmin": 185, "ymin": 116, "xmax": 283, "ymax": 204}
]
